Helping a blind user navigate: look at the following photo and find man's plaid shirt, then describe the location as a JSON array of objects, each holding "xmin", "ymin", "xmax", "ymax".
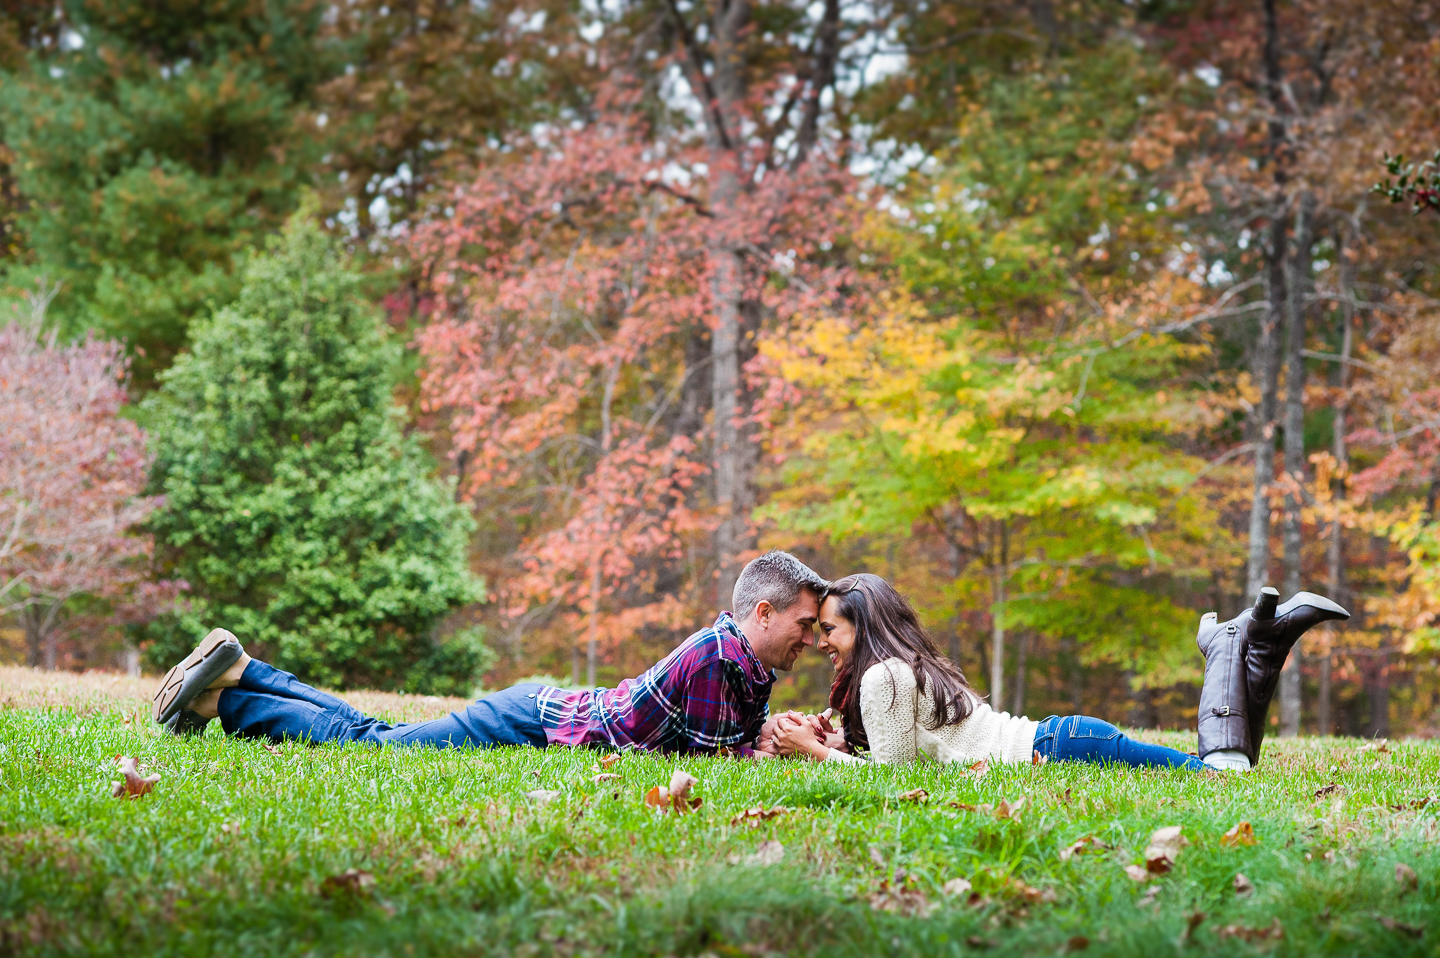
[{"xmin": 535, "ymin": 613, "xmax": 773, "ymax": 754}]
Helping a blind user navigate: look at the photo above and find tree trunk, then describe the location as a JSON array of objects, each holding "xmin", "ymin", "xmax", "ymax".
[
  {"xmin": 1320, "ymin": 223, "xmax": 1357, "ymax": 737},
  {"xmin": 1365, "ymin": 650, "xmax": 1390, "ymax": 738},
  {"xmin": 989, "ymin": 521, "xmax": 1008, "ymax": 706},
  {"xmin": 947, "ymin": 540, "xmax": 963, "ymax": 667},
  {"xmin": 1279, "ymin": 192, "xmax": 1314, "ymax": 736},
  {"xmin": 1011, "ymin": 631, "xmax": 1028, "ymax": 717},
  {"xmin": 1249, "ymin": 0, "xmax": 1290, "ymax": 601},
  {"xmin": 705, "ymin": 0, "xmax": 757, "ymax": 610}
]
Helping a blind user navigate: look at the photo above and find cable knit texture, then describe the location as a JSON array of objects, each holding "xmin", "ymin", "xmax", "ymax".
[{"xmin": 858, "ymin": 658, "xmax": 1038, "ymax": 766}]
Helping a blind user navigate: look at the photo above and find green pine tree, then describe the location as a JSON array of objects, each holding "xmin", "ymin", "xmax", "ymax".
[
  {"xmin": 0, "ymin": 0, "xmax": 334, "ymax": 385},
  {"xmin": 139, "ymin": 215, "xmax": 487, "ymax": 694}
]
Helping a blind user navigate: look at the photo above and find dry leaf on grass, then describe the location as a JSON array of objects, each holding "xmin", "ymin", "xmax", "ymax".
[
  {"xmin": 1144, "ymin": 825, "xmax": 1188, "ymax": 873},
  {"xmin": 644, "ymin": 769, "xmax": 702, "ymax": 813},
  {"xmin": 748, "ymin": 840, "xmax": 784, "ymax": 865},
  {"xmin": 1032, "ymin": 750, "xmax": 1048, "ymax": 766},
  {"xmin": 1376, "ymin": 915, "xmax": 1425, "ymax": 938},
  {"xmin": 1217, "ymin": 918, "xmax": 1283, "ymax": 942},
  {"xmin": 992, "ymin": 797, "xmax": 1026, "ymax": 820},
  {"xmin": 867, "ymin": 878, "xmax": 936, "ymax": 918},
  {"xmin": 1358, "ymin": 739, "xmax": 1391, "ymax": 754},
  {"xmin": 599, "ymin": 753, "xmax": 620, "ymax": 769},
  {"xmin": 1221, "ymin": 821, "xmax": 1258, "ymax": 846},
  {"xmin": 967, "ymin": 758, "xmax": 990, "ymax": 778},
  {"xmin": 1006, "ymin": 878, "xmax": 1057, "ymax": 904},
  {"xmin": 110, "ymin": 756, "xmax": 159, "ymax": 799},
  {"xmin": 1180, "ymin": 911, "xmax": 1206, "ymax": 943},
  {"xmin": 262, "ymin": 742, "xmax": 283, "ymax": 756},
  {"xmin": 321, "ymin": 868, "xmax": 376, "ymax": 897},
  {"xmin": 1390, "ymin": 796, "xmax": 1436, "ymax": 811},
  {"xmin": 1396, "ymin": 863, "xmax": 1418, "ymax": 891},
  {"xmin": 524, "ymin": 789, "xmax": 561, "ymax": 805},
  {"xmin": 868, "ymin": 845, "xmax": 887, "ymax": 869},
  {"xmin": 1124, "ymin": 864, "xmax": 1151, "ymax": 882},
  {"xmin": 1065, "ymin": 935, "xmax": 1089, "ymax": 951},
  {"xmin": 941, "ymin": 877, "xmax": 972, "ymax": 897},
  {"xmin": 1059, "ymin": 835, "xmax": 1109, "ymax": 862},
  {"xmin": 965, "ymin": 936, "xmax": 996, "ymax": 949},
  {"xmin": 590, "ymin": 773, "xmax": 620, "ymax": 785},
  {"xmin": 219, "ymin": 821, "xmax": 242, "ymax": 837},
  {"xmin": 897, "ymin": 788, "xmax": 929, "ymax": 803},
  {"xmin": 1233, "ymin": 873, "xmax": 1254, "ymax": 897},
  {"xmin": 730, "ymin": 806, "xmax": 790, "ymax": 826},
  {"xmin": 1315, "ymin": 783, "xmax": 1343, "ymax": 798}
]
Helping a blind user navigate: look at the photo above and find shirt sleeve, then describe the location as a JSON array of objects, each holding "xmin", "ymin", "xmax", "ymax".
[
  {"xmin": 859, "ymin": 660, "xmax": 919, "ymax": 766},
  {"xmin": 680, "ymin": 656, "xmax": 749, "ymax": 753},
  {"xmin": 824, "ymin": 748, "xmax": 866, "ymax": 764}
]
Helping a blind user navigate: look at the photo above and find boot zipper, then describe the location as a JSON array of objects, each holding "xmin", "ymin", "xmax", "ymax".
[{"xmin": 1211, "ymin": 622, "xmax": 1239, "ymax": 717}]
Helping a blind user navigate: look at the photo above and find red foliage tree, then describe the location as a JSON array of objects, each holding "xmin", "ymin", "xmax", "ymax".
[
  {"xmin": 0, "ymin": 287, "xmax": 180, "ymax": 668},
  {"xmin": 412, "ymin": 97, "xmax": 859, "ymax": 681}
]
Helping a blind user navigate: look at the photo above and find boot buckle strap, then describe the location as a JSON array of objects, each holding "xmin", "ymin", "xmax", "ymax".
[{"xmin": 1212, "ymin": 706, "xmax": 1232, "ymax": 716}]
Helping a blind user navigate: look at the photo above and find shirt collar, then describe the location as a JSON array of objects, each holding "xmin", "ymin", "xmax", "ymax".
[{"xmin": 715, "ymin": 612, "xmax": 775, "ymax": 686}]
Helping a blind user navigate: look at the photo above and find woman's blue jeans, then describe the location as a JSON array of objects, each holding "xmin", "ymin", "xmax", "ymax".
[{"xmin": 1032, "ymin": 715, "xmax": 1205, "ymax": 771}]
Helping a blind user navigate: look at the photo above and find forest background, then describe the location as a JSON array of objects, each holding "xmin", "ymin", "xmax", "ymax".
[{"xmin": 2, "ymin": 0, "xmax": 1439, "ymax": 739}]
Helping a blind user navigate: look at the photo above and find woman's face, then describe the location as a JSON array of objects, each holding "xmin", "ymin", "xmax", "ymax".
[{"xmin": 818, "ymin": 595, "xmax": 857, "ymax": 671}]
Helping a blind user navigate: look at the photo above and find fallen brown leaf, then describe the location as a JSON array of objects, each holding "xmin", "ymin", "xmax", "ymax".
[
  {"xmin": 263, "ymin": 742, "xmax": 283, "ymax": 756},
  {"xmin": 110, "ymin": 756, "xmax": 159, "ymax": 799},
  {"xmin": 1180, "ymin": 910, "xmax": 1206, "ymax": 943},
  {"xmin": 1032, "ymin": 749, "xmax": 1048, "ymax": 766},
  {"xmin": 730, "ymin": 806, "xmax": 790, "ymax": 826},
  {"xmin": 967, "ymin": 758, "xmax": 990, "ymax": 778},
  {"xmin": 868, "ymin": 878, "xmax": 936, "ymax": 917},
  {"xmin": 525, "ymin": 789, "xmax": 561, "ymax": 805},
  {"xmin": 1390, "ymin": 796, "xmax": 1436, "ymax": 811},
  {"xmin": 599, "ymin": 753, "xmax": 620, "ymax": 769},
  {"xmin": 1314, "ymin": 783, "xmax": 1343, "ymax": 798},
  {"xmin": 897, "ymin": 788, "xmax": 929, "ymax": 803},
  {"xmin": 1006, "ymin": 878, "xmax": 1057, "ymax": 904},
  {"xmin": 1144, "ymin": 825, "xmax": 1187, "ymax": 873},
  {"xmin": 1124, "ymin": 864, "xmax": 1151, "ymax": 883},
  {"xmin": 590, "ymin": 773, "xmax": 620, "ymax": 785},
  {"xmin": 1376, "ymin": 915, "xmax": 1425, "ymax": 938},
  {"xmin": 1059, "ymin": 835, "xmax": 1109, "ymax": 862},
  {"xmin": 1221, "ymin": 821, "xmax": 1258, "ymax": 847},
  {"xmin": 748, "ymin": 840, "xmax": 785, "ymax": 865},
  {"xmin": 948, "ymin": 802, "xmax": 978, "ymax": 812},
  {"xmin": 993, "ymin": 796, "xmax": 1026, "ymax": 820},
  {"xmin": 868, "ymin": 845, "xmax": 888, "ymax": 869},
  {"xmin": 1396, "ymin": 863, "xmax": 1418, "ymax": 891},
  {"xmin": 1233, "ymin": 873, "xmax": 1254, "ymax": 897},
  {"xmin": 321, "ymin": 868, "xmax": 376, "ymax": 897},
  {"xmin": 1358, "ymin": 739, "xmax": 1391, "ymax": 754},
  {"xmin": 1217, "ymin": 918, "xmax": 1283, "ymax": 942},
  {"xmin": 219, "ymin": 821, "xmax": 242, "ymax": 837},
  {"xmin": 1066, "ymin": 935, "xmax": 1089, "ymax": 951},
  {"xmin": 941, "ymin": 877, "xmax": 972, "ymax": 897},
  {"xmin": 643, "ymin": 769, "xmax": 703, "ymax": 813},
  {"xmin": 965, "ymin": 936, "xmax": 995, "ymax": 949}
]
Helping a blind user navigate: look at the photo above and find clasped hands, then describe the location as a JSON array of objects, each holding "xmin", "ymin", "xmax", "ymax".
[{"xmin": 754, "ymin": 709, "xmax": 846, "ymax": 761}]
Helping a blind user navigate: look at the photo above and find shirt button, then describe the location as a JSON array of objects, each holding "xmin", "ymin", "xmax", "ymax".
[{"xmin": 526, "ymin": 693, "xmax": 536, "ymax": 698}]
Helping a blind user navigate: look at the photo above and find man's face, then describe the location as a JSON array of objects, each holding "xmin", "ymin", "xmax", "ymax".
[{"xmin": 747, "ymin": 588, "xmax": 820, "ymax": 672}]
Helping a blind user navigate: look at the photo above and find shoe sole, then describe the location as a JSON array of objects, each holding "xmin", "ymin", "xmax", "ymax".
[{"xmin": 152, "ymin": 629, "xmax": 242, "ymax": 724}]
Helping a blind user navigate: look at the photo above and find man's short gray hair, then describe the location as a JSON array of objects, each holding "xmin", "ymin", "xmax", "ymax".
[{"xmin": 732, "ymin": 550, "xmax": 828, "ymax": 621}]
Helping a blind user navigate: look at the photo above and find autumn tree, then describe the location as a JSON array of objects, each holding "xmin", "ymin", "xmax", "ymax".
[
  {"xmin": 412, "ymin": 93, "xmax": 858, "ymax": 685},
  {"xmin": 0, "ymin": 282, "xmax": 175, "ymax": 668},
  {"xmin": 140, "ymin": 216, "xmax": 486, "ymax": 694}
]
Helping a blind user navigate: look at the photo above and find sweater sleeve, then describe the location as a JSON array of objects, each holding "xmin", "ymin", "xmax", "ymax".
[{"xmin": 859, "ymin": 660, "xmax": 919, "ymax": 766}]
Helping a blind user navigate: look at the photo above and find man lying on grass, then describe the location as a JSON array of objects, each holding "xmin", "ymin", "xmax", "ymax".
[{"xmin": 152, "ymin": 551, "xmax": 826, "ymax": 757}]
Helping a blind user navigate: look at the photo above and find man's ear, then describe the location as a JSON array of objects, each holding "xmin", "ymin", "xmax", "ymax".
[{"xmin": 754, "ymin": 599, "xmax": 774, "ymax": 628}]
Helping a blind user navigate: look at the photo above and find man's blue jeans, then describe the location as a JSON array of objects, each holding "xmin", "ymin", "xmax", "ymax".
[
  {"xmin": 1032, "ymin": 715, "xmax": 1205, "ymax": 771},
  {"xmin": 217, "ymin": 660, "xmax": 549, "ymax": 748}
]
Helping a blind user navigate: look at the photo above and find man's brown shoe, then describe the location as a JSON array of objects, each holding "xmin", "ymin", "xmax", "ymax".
[{"xmin": 152, "ymin": 629, "xmax": 243, "ymax": 725}]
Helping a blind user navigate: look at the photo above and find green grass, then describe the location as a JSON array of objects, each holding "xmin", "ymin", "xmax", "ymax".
[{"xmin": 3, "ymin": 696, "xmax": 1440, "ymax": 957}]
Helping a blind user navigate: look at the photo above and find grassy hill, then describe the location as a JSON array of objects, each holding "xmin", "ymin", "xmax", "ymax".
[{"xmin": 1, "ymin": 667, "xmax": 1436, "ymax": 956}]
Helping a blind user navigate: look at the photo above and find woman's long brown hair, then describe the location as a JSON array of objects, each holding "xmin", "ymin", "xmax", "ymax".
[{"xmin": 824, "ymin": 573, "xmax": 978, "ymax": 751}]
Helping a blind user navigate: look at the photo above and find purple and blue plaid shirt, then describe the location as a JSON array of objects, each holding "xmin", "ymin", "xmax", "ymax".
[{"xmin": 535, "ymin": 613, "xmax": 773, "ymax": 754}]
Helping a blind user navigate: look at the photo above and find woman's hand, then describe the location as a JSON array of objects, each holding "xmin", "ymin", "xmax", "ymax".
[{"xmin": 773, "ymin": 714, "xmax": 829, "ymax": 761}]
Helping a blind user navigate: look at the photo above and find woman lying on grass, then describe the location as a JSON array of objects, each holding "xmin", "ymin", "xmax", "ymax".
[{"xmin": 772, "ymin": 573, "xmax": 1346, "ymax": 772}]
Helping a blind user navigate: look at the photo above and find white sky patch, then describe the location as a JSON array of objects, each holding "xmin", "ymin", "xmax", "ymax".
[{"xmin": 1194, "ymin": 64, "xmax": 1222, "ymax": 88}]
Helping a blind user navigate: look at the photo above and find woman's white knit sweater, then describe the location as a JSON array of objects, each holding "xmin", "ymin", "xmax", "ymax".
[{"xmin": 830, "ymin": 658, "xmax": 1037, "ymax": 766}]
